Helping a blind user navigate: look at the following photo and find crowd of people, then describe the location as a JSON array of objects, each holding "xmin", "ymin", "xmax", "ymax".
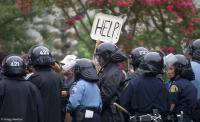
[{"xmin": 0, "ymin": 39, "xmax": 200, "ymax": 122}]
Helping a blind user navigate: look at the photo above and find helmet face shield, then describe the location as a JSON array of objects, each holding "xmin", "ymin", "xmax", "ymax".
[{"xmin": 164, "ymin": 53, "xmax": 177, "ymax": 70}]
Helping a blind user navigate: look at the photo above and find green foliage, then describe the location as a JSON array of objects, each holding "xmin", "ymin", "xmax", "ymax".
[{"xmin": 0, "ymin": 0, "xmax": 41, "ymax": 54}]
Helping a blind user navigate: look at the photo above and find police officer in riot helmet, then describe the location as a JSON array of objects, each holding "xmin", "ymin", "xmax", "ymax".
[
  {"xmin": 27, "ymin": 45, "xmax": 61, "ymax": 122},
  {"xmin": 128, "ymin": 47, "xmax": 149, "ymax": 80},
  {"xmin": 188, "ymin": 39, "xmax": 200, "ymax": 101},
  {"xmin": 166, "ymin": 54, "xmax": 197, "ymax": 122},
  {"xmin": 0, "ymin": 55, "xmax": 43, "ymax": 122},
  {"xmin": 120, "ymin": 52, "xmax": 169, "ymax": 122},
  {"xmin": 66, "ymin": 58, "xmax": 102, "ymax": 122},
  {"xmin": 94, "ymin": 42, "xmax": 127, "ymax": 122}
]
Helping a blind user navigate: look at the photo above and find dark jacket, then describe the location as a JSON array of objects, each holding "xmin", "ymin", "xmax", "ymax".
[
  {"xmin": 29, "ymin": 67, "xmax": 61, "ymax": 122},
  {"xmin": 169, "ymin": 78, "xmax": 197, "ymax": 118},
  {"xmin": 98, "ymin": 63, "xmax": 125, "ymax": 122},
  {"xmin": 120, "ymin": 76, "xmax": 170, "ymax": 115},
  {"xmin": 127, "ymin": 70, "xmax": 144, "ymax": 81},
  {"xmin": 0, "ymin": 76, "xmax": 43, "ymax": 122}
]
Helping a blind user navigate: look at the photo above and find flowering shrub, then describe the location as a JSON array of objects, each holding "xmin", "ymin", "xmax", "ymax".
[{"xmin": 17, "ymin": 0, "xmax": 32, "ymax": 13}]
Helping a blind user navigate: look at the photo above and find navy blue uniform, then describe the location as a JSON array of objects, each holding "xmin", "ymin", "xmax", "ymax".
[
  {"xmin": 169, "ymin": 78, "xmax": 197, "ymax": 121},
  {"xmin": 120, "ymin": 76, "xmax": 169, "ymax": 116}
]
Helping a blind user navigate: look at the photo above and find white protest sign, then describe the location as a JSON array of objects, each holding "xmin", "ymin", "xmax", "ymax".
[{"xmin": 90, "ymin": 13, "xmax": 124, "ymax": 44}]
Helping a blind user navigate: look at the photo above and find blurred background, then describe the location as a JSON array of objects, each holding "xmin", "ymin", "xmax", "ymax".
[{"xmin": 1, "ymin": 0, "xmax": 200, "ymax": 67}]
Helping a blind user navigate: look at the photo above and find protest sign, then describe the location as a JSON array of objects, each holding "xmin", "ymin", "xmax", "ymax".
[{"xmin": 90, "ymin": 13, "xmax": 124, "ymax": 44}]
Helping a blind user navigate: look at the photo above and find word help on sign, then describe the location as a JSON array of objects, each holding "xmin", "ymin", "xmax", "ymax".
[{"xmin": 90, "ymin": 13, "xmax": 124, "ymax": 44}]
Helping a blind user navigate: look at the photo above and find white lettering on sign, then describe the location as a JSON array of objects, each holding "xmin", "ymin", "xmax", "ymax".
[{"xmin": 90, "ymin": 13, "xmax": 124, "ymax": 44}]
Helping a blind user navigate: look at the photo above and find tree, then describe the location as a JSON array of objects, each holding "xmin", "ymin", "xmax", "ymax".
[
  {"xmin": 41, "ymin": 0, "xmax": 200, "ymax": 57},
  {"xmin": 0, "ymin": 0, "xmax": 42, "ymax": 54}
]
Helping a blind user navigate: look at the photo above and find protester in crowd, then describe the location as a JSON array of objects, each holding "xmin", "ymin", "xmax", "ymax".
[
  {"xmin": 21, "ymin": 54, "xmax": 36, "ymax": 80},
  {"xmin": 166, "ymin": 54, "xmax": 197, "ymax": 121},
  {"xmin": 0, "ymin": 55, "xmax": 43, "ymax": 122},
  {"xmin": 51, "ymin": 61, "xmax": 62, "ymax": 74},
  {"xmin": 66, "ymin": 58, "xmax": 102, "ymax": 122},
  {"xmin": 60, "ymin": 55, "xmax": 77, "ymax": 122},
  {"xmin": 94, "ymin": 42, "xmax": 127, "ymax": 122},
  {"xmin": 120, "ymin": 52, "xmax": 170, "ymax": 122},
  {"xmin": 27, "ymin": 45, "xmax": 61, "ymax": 122}
]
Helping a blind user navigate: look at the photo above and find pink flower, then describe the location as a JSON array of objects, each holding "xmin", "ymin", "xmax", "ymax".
[
  {"xmin": 117, "ymin": 1, "xmax": 121, "ymax": 6},
  {"xmin": 24, "ymin": 6, "xmax": 30, "ymax": 13},
  {"xmin": 65, "ymin": 19, "xmax": 72, "ymax": 24},
  {"xmin": 192, "ymin": 18, "xmax": 199, "ymax": 23},
  {"xmin": 17, "ymin": 1, "xmax": 23, "ymax": 6},
  {"xmin": 166, "ymin": 5, "xmax": 173, "ymax": 11},
  {"xmin": 168, "ymin": 47, "xmax": 174, "ymax": 54},
  {"xmin": 97, "ymin": 0, "xmax": 103, "ymax": 6},
  {"xmin": 129, "ymin": 35, "xmax": 134, "ymax": 39},
  {"xmin": 124, "ymin": 41, "xmax": 128, "ymax": 45},
  {"xmin": 121, "ymin": 1, "xmax": 130, "ymax": 7},
  {"xmin": 189, "ymin": 22, "xmax": 194, "ymax": 27},
  {"xmin": 184, "ymin": 27, "xmax": 194, "ymax": 34},
  {"xmin": 88, "ymin": 0, "xmax": 95, "ymax": 4},
  {"xmin": 175, "ymin": 17, "xmax": 180, "ymax": 22},
  {"xmin": 107, "ymin": 0, "xmax": 111, "ymax": 3},
  {"xmin": 73, "ymin": 15, "xmax": 84, "ymax": 20}
]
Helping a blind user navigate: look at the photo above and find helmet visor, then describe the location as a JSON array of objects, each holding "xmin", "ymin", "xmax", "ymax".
[{"xmin": 164, "ymin": 53, "xmax": 177, "ymax": 69}]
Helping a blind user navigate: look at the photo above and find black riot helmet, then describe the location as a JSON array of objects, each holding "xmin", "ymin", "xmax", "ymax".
[
  {"xmin": 173, "ymin": 54, "xmax": 194, "ymax": 81},
  {"xmin": 189, "ymin": 39, "xmax": 200, "ymax": 61},
  {"xmin": 74, "ymin": 58, "xmax": 98, "ymax": 82},
  {"xmin": 129, "ymin": 47, "xmax": 149, "ymax": 70},
  {"xmin": 138, "ymin": 52, "xmax": 164, "ymax": 75},
  {"xmin": 95, "ymin": 42, "xmax": 126, "ymax": 65},
  {"xmin": 28, "ymin": 45, "xmax": 54, "ymax": 67},
  {"xmin": 2, "ymin": 55, "xmax": 26, "ymax": 77}
]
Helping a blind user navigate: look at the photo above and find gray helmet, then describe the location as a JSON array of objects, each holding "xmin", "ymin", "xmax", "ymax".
[
  {"xmin": 95, "ymin": 42, "xmax": 126, "ymax": 63},
  {"xmin": 28, "ymin": 45, "xmax": 54, "ymax": 66},
  {"xmin": 129, "ymin": 47, "xmax": 149, "ymax": 70},
  {"xmin": 2, "ymin": 55, "xmax": 26, "ymax": 76},
  {"xmin": 139, "ymin": 52, "xmax": 164, "ymax": 75},
  {"xmin": 74, "ymin": 58, "xmax": 98, "ymax": 82},
  {"xmin": 189, "ymin": 39, "xmax": 200, "ymax": 61}
]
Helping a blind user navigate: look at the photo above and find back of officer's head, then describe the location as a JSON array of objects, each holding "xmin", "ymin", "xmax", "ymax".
[
  {"xmin": 189, "ymin": 39, "xmax": 200, "ymax": 61},
  {"xmin": 27, "ymin": 45, "xmax": 54, "ymax": 68},
  {"xmin": 73, "ymin": 58, "xmax": 98, "ymax": 82},
  {"xmin": 139, "ymin": 52, "xmax": 164, "ymax": 76},
  {"xmin": 95, "ymin": 42, "xmax": 126, "ymax": 64},
  {"xmin": 2, "ymin": 55, "xmax": 26, "ymax": 77},
  {"xmin": 129, "ymin": 47, "xmax": 149, "ymax": 70},
  {"xmin": 173, "ymin": 54, "xmax": 194, "ymax": 81}
]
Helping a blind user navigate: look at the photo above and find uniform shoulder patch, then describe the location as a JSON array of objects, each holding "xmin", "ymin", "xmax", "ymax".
[
  {"xmin": 70, "ymin": 87, "xmax": 77, "ymax": 96},
  {"xmin": 169, "ymin": 85, "xmax": 178, "ymax": 93}
]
